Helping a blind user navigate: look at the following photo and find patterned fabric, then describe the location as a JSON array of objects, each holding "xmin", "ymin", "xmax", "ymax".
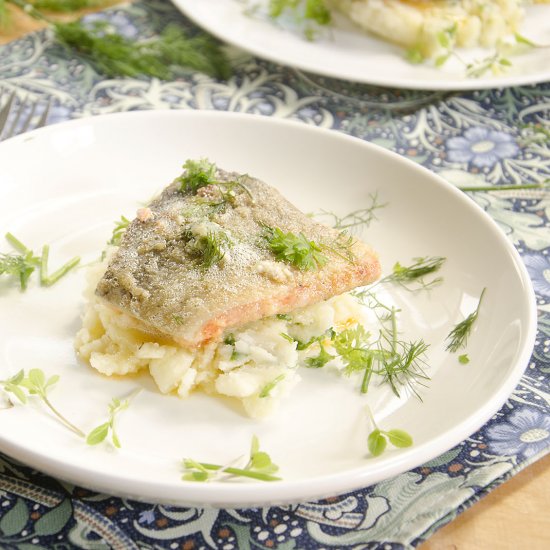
[{"xmin": 0, "ymin": 1, "xmax": 549, "ymax": 548}]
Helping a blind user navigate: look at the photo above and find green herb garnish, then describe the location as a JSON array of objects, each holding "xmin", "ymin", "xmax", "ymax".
[
  {"xmin": 86, "ymin": 389, "xmax": 141, "ymax": 448},
  {"xmin": 108, "ymin": 215, "xmax": 130, "ymax": 246},
  {"xmin": 314, "ymin": 192, "xmax": 386, "ymax": 232},
  {"xmin": 458, "ymin": 354, "xmax": 470, "ymax": 364},
  {"xmin": 1, "ymin": 368, "xmax": 85, "ymax": 437},
  {"xmin": 366, "ymin": 406, "xmax": 413, "ymax": 457},
  {"xmin": 2, "ymin": 233, "xmax": 79, "ymax": 290},
  {"xmin": 54, "ymin": 20, "xmax": 231, "ymax": 80},
  {"xmin": 380, "ymin": 256, "xmax": 446, "ymax": 291},
  {"xmin": 445, "ymin": 288, "xmax": 486, "ymax": 353},
  {"xmin": 179, "ymin": 158, "xmax": 218, "ymax": 193},
  {"xmin": 259, "ymin": 374, "xmax": 286, "ymax": 398},
  {"xmin": 182, "ymin": 435, "xmax": 281, "ymax": 482},
  {"xmin": 264, "ymin": 226, "xmax": 327, "ymax": 270},
  {"xmin": 268, "ymin": 0, "xmax": 331, "ymax": 40},
  {"xmin": 187, "ymin": 230, "xmax": 231, "ymax": 269}
]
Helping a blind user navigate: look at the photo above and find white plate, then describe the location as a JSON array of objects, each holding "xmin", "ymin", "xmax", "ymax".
[
  {"xmin": 174, "ymin": 0, "xmax": 550, "ymax": 90},
  {"xmin": 0, "ymin": 111, "xmax": 536, "ymax": 507}
]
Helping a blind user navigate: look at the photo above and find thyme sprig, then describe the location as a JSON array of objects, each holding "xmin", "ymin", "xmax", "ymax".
[
  {"xmin": 0, "ymin": 368, "xmax": 85, "ymax": 437},
  {"xmin": 366, "ymin": 406, "xmax": 413, "ymax": 457},
  {"xmin": 446, "ymin": 288, "xmax": 486, "ymax": 353},
  {"xmin": 86, "ymin": 388, "xmax": 141, "ymax": 448},
  {"xmin": 182, "ymin": 435, "xmax": 281, "ymax": 482}
]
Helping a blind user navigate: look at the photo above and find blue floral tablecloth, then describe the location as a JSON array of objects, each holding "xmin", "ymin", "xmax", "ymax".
[{"xmin": 0, "ymin": 1, "xmax": 549, "ymax": 548}]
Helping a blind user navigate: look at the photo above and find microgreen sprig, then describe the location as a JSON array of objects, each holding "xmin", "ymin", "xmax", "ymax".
[
  {"xmin": 1, "ymin": 232, "xmax": 80, "ymax": 290},
  {"xmin": 446, "ymin": 288, "xmax": 486, "ymax": 353},
  {"xmin": 108, "ymin": 216, "xmax": 130, "ymax": 246},
  {"xmin": 86, "ymin": 388, "xmax": 141, "ymax": 448},
  {"xmin": 268, "ymin": 0, "xmax": 331, "ymax": 40},
  {"xmin": 1, "ymin": 368, "xmax": 85, "ymax": 438},
  {"xmin": 182, "ymin": 435, "xmax": 281, "ymax": 482},
  {"xmin": 366, "ymin": 406, "xmax": 413, "ymax": 457}
]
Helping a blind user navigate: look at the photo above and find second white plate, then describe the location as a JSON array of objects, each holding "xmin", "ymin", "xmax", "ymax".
[{"xmin": 174, "ymin": 0, "xmax": 550, "ymax": 90}]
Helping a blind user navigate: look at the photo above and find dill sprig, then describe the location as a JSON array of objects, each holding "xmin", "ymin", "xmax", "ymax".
[
  {"xmin": 53, "ymin": 20, "xmax": 231, "ymax": 80},
  {"xmin": 0, "ymin": 368, "xmax": 85, "ymax": 437},
  {"xmin": 313, "ymin": 192, "xmax": 387, "ymax": 232},
  {"xmin": 182, "ymin": 435, "xmax": 281, "ymax": 482},
  {"xmin": 86, "ymin": 388, "xmax": 141, "ymax": 448},
  {"xmin": 30, "ymin": 0, "xmax": 106, "ymax": 12},
  {"xmin": 380, "ymin": 256, "xmax": 446, "ymax": 291},
  {"xmin": 446, "ymin": 288, "xmax": 486, "ymax": 353},
  {"xmin": 350, "ymin": 291, "xmax": 430, "ymax": 398},
  {"xmin": 195, "ymin": 231, "xmax": 230, "ymax": 268},
  {"xmin": 366, "ymin": 405, "xmax": 413, "ymax": 457},
  {"xmin": 264, "ymin": 226, "xmax": 327, "ymax": 270}
]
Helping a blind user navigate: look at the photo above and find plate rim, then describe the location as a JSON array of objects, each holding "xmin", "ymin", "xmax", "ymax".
[
  {"xmin": 0, "ymin": 110, "xmax": 538, "ymax": 507},
  {"xmin": 172, "ymin": 0, "xmax": 550, "ymax": 91}
]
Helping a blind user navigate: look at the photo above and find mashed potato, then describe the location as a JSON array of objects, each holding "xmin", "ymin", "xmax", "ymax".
[
  {"xmin": 75, "ymin": 250, "xmax": 373, "ymax": 418},
  {"xmin": 330, "ymin": 0, "xmax": 524, "ymax": 58}
]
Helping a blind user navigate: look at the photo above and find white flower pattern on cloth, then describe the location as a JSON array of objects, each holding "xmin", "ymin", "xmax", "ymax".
[
  {"xmin": 487, "ymin": 407, "xmax": 550, "ymax": 458},
  {"xmin": 446, "ymin": 127, "xmax": 519, "ymax": 168}
]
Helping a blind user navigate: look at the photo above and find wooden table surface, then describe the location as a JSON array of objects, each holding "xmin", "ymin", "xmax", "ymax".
[{"xmin": 2, "ymin": 6, "xmax": 549, "ymax": 548}]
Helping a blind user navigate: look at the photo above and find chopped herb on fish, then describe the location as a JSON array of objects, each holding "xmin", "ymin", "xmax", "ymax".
[{"xmin": 264, "ymin": 226, "xmax": 327, "ymax": 270}]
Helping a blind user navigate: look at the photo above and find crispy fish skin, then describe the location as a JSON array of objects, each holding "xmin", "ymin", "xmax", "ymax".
[{"xmin": 96, "ymin": 167, "xmax": 380, "ymax": 349}]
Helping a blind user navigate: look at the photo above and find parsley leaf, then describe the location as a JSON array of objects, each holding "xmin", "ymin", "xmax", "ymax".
[{"xmin": 264, "ymin": 226, "xmax": 327, "ymax": 270}]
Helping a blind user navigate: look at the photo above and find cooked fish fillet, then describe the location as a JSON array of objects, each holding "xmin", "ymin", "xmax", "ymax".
[
  {"xmin": 330, "ymin": 0, "xmax": 524, "ymax": 57},
  {"xmin": 96, "ymin": 163, "xmax": 380, "ymax": 349}
]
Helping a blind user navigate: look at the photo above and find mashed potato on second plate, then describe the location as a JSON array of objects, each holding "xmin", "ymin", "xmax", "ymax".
[{"xmin": 330, "ymin": 0, "xmax": 524, "ymax": 58}]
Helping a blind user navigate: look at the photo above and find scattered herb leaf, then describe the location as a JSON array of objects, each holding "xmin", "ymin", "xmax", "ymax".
[
  {"xmin": 458, "ymin": 354, "xmax": 470, "ymax": 364},
  {"xmin": 259, "ymin": 374, "xmax": 286, "ymax": 398},
  {"xmin": 380, "ymin": 256, "xmax": 446, "ymax": 291},
  {"xmin": 108, "ymin": 216, "xmax": 130, "ymax": 246},
  {"xmin": 366, "ymin": 406, "xmax": 413, "ymax": 457},
  {"xmin": 182, "ymin": 435, "xmax": 281, "ymax": 482},
  {"xmin": 3, "ymin": 368, "xmax": 85, "ymax": 437},
  {"xmin": 86, "ymin": 388, "xmax": 141, "ymax": 448},
  {"xmin": 446, "ymin": 288, "xmax": 486, "ymax": 353}
]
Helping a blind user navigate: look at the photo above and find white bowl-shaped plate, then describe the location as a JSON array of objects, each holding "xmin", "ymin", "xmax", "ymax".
[
  {"xmin": 174, "ymin": 0, "xmax": 550, "ymax": 90},
  {"xmin": 0, "ymin": 111, "xmax": 536, "ymax": 507}
]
